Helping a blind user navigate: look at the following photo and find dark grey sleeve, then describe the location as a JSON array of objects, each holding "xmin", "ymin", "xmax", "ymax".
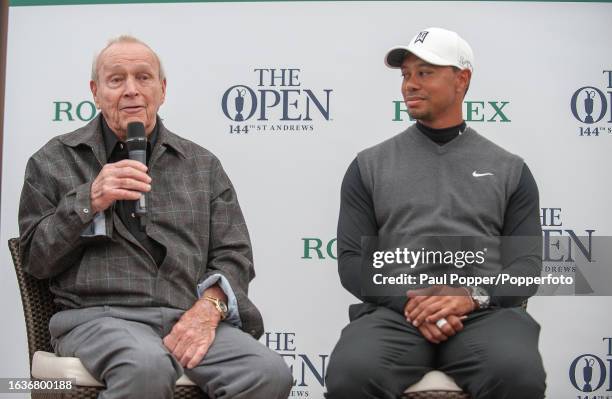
[
  {"xmin": 199, "ymin": 157, "xmax": 262, "ymax": 336},
  {"xmin": 487, "ymin": 163, "xmax": 543, "ymax": 307},
  {"xmin": 337, "ymin": 158, "xmax": 408, "ymax": 314},
  {"xmin": 18, "ymin": 154, "xmax": 95, "ymax": 279}
]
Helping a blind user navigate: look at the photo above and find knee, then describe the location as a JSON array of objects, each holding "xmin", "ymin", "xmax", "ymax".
[
  {"xmin": 502, "ymin": 362, "xmax": 546, "ymax": 399},
  {"xmin": 326, "ymin": 350, "xmax": 388, "ymax": 399},
  {"xmin": 105, "ymin": 349, "xmax": 178, "ymax": 396},
  {"xmin": 131, "ymin": 349, "xmax": 179, "ymax": 382},
  {"xmin": 471, "ymin": 357, "xmax": 546, "ymax": 399},
  {"xmin": 247, "ymin": 350, "xmax": 293, "ymax": 399}
]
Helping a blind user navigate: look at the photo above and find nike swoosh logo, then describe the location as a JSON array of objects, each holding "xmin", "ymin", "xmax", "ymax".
[{"xmin": 472, "ymin": 171, "xmax": 494, "ymax": 177}]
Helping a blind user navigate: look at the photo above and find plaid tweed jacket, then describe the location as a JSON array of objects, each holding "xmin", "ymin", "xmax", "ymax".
[{"xmin": 18, "ymin": 115, "xmax": 263, "ymax": 338}]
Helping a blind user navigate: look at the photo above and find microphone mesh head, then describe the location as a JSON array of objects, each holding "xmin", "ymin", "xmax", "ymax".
[{"xmin": 126, "ymin": 122, "xmax": 147, "ymax": 151}]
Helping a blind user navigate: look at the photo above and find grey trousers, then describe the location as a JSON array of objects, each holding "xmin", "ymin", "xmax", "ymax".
[
  {"xmin": 49, "ymin": 306, "xmax": 292, "ymax": 399},
  {"xmin": 325, "ymin": 306, "xmax": 546, "ymax": 399}
]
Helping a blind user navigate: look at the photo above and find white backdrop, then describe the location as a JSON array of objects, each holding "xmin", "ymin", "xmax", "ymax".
[{"xmin": 2, "ymin": 1, "xmax": 612, "ymax": 398}]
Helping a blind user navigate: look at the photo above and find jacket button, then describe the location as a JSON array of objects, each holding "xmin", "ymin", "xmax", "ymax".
[{"xmin": 83, "ymin": 208, "xmax": 89, "ymax": 214}]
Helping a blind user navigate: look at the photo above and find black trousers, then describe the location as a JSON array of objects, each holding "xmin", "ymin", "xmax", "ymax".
[{"xmin": 325, "ymin": 305, "xmax": 546, "ymax": 399}]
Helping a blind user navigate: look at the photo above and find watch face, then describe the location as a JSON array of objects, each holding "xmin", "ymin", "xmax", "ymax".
[{"xmin": 471, "ymin": 287, "xmax": 490, "ymax": 307}]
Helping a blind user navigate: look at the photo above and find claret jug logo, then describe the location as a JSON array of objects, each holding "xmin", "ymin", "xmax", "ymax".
[
  {"xmin": 569, "ymin": 338, "xmax": 612, "ymax": 398},
  {"xmin": 221, "ymin": 68, "xmax": 333, "ymax": 134},
  {"xmin": 570, "ymin": 70, "xmax": 612, "ymax": 136}
]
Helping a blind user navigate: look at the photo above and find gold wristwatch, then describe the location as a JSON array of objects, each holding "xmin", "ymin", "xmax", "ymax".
[{"xmin": 203, "ymin": 296, "xmax": 228, "ymax": 320}]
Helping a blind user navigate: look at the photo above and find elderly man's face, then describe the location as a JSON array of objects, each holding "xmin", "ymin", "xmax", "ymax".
[{"xmin": 90, "ymin": 42, "xmax": 166, "ymax": 139}]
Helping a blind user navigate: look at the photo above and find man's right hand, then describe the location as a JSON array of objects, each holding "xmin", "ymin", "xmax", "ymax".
[
  {"xmin": 415, "ymin": 315, "xmax": 464, "ymax": 344},
  {"xmin": 90, "ymin": 159, "xmax": 151, "ymax": 213}
]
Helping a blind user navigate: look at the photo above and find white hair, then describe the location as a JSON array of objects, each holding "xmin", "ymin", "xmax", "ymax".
[{"xmin": 91, "ymin": 35, "xmax": 166, "ymax": 82}]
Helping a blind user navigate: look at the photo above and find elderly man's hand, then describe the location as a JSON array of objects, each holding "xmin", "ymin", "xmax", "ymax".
[
  {"xmin": 90, "ymin": 159, "xmax": 152, "ymax": 213},
  {"xmin": 163, "ymin": 298, "xmax": 221, "ymax": 369},
  {"xmin": 405, "ymin": 285, "xmax": 475, "ymax": 329}
]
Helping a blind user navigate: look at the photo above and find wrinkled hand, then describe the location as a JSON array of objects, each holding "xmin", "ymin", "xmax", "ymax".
[
  {"xmin": 163, "ymin": 299, "xmax": 221, "ymax": 369},
  {"xmin": 416, "ymin": 315, "xmax": 465, "ymax": 344},
  {"xmin": 90, "ymin": 159, "xmax": 151, "ymax": 213}
]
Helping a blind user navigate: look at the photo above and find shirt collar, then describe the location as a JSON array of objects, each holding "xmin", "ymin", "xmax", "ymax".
[
  {"xmin": 59, "ymin": 114, "xmax": 187, "ymax": 160},
  {"xmin": 101, "ymin": 116, "xmax": 159, "ymax": 160},
  {"xmin": 416, "ymin": 120, "xmax": 467, "ymax": 145}
]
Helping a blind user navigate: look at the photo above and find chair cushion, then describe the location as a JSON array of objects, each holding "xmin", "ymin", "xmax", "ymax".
[
  {"xmin": 32, "ymin": 351, "xmax": 460, "ymax": 392},
  {"xmin": 404, "ymin": 370, "xmax": 462, "ymax": 393},
  {"xmin": 32, "ymin": 351, "xmax": 196, "ymax": 386}
]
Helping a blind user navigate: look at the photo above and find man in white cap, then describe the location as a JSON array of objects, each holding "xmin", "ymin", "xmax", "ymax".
[{"xmin": 325, "ymin": 27, "xmax": 546, "ymax": 398}]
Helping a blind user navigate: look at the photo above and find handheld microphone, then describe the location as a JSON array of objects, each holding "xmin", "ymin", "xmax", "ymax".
[{"xmin": 126, "ymin": 122, "xmax": 148, "ymax": 229}]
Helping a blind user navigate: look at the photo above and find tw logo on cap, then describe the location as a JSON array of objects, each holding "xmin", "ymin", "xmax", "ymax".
[
  {"xmin": 459, "ymin": 56, "xmax": 473, "ymax": 71},
  {"xmin": 414, "ymin": 31, "xmax": 429, "ymax": 44}
]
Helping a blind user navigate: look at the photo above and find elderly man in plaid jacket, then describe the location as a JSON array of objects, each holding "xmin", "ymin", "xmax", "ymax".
[{"xmin": 18, "ymin": 35, "xmax": 291, "ymax": 399}]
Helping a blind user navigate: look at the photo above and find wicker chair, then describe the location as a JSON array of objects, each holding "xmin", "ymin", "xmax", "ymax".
[{"xmin": 8, "ymin": 237, "xmax": 207, "ymax": 399}]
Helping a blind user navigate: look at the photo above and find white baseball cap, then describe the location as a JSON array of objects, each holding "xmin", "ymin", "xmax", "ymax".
[{"xmin": 384, "ymin": 27, "xmax": 474, "ymax": 72}]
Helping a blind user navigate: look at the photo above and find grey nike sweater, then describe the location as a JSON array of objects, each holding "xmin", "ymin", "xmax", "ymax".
[
  {"xmin": 338, "ymin": 124, "xmax": 542, "ymax": 314},
  {"xmin": 358, "ymin": 124, "xmax": 522, "ymax": 240}
]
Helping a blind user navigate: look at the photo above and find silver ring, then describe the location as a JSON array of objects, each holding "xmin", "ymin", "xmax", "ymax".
[{"xmin": 435, "ymin": 318, "xmax": 448, "ymax": 328}]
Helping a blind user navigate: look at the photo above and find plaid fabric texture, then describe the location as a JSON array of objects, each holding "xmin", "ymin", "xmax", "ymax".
[{"xmin": 18, "ymin": 115, "xmax": 263, "ymax": 338}]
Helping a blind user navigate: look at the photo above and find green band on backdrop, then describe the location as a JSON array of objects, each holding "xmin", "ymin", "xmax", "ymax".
[{"xmin": 9, "ymin": 0, "xmax": 612, "ymax": 7}]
